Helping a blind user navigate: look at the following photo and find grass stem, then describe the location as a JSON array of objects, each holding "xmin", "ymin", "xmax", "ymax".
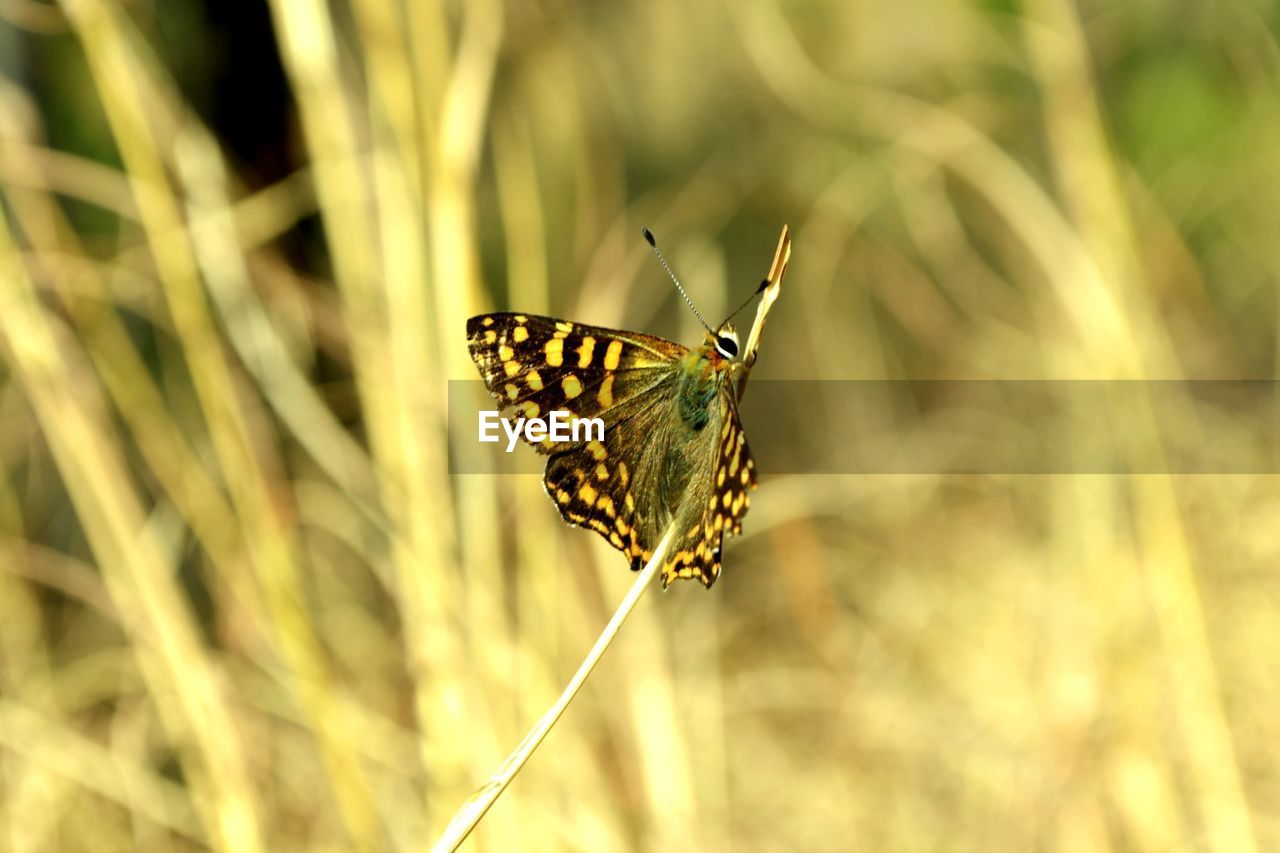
[{"xmin": 432, "ymin": 526, "xmax": 676, "ymax": 852}]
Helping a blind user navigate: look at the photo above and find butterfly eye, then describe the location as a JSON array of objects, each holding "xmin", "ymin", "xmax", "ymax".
[{"xmin": 715, "ymin": 333, "xmax": 739, "ymax": 359}]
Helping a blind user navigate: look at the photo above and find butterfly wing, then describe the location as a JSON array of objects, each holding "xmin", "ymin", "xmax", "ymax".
[
  {"xmin": 659, "ymin": 394, "xmax": 757, "ymax": 587},
  {"xmin": 466, "ymin": 313, "xmax": 685, "ymax": 453},
  {"xmin": 540, "ymin": 365, "xmax": 757, "ymax": 589},
  {"xmin": 541, "ymin": 376, "xmax": 679, "ymax": 573},
  {"xmin": 467, "ymin": 312, "xmax": 685, "ymax": 565}
]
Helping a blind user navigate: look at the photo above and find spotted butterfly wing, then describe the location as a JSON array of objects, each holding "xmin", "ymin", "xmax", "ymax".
[
  {"xmin": 466, "ymin": 313, "xmax": 756, "ymax": 587},
  {"xmin": 466, "ymin": 314, "xmax": 685, "ymax": 448}
]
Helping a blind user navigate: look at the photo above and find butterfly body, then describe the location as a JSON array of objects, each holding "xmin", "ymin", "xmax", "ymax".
[
  {"xmin": 465, "ymin": 226, "xmax": 789, "ymax": 588},
  {"xmin": 675, "ymin": 337, "xmax": 731, "ymax": 431}
]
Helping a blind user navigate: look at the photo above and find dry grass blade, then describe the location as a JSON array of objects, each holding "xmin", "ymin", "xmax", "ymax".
[
  {"xmin": 0, "ymin": 181, "xmax": 264, "ymax": 853},
  {"xmin": 432, "ymin": 526, "xmax": 676, "ymax": 852}
]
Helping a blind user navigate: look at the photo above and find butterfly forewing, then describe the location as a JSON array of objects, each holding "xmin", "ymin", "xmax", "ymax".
[{"xmin": 466, "ymin": 313, "xmax": 684, "ymax": 454}]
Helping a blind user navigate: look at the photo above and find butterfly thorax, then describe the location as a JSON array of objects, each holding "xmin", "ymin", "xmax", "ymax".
[{"xmin": 676, "ymin": 339, "xmax": 733, "ymax": 432}]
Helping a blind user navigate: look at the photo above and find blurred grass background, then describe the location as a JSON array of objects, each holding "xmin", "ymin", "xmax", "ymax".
[{"xmin": 2, "ymin": 0, "xmax": 1279, "ymax": 850}]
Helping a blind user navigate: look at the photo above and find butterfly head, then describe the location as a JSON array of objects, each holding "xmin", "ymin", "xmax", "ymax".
[{"xmin": 710, "ymin": 323, "xmax": 740, "ymax": 360}]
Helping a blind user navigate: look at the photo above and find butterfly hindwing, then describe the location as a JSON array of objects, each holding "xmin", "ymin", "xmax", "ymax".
[
  {"xmin": 542, "ymin": 377, "xmax": 680, "ymax": 572},
  {"xmin": 661, "ymin": 398, "xmax": 757, "ymax": 587}
]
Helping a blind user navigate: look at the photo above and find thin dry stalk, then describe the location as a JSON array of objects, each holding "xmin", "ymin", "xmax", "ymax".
[{"xmin": 431, "ymin": 526, "xmax": 676, "ymax": 852}]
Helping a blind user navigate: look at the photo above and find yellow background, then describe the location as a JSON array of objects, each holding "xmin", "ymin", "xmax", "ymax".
[{"xmin": 1, "ymin": 0, "xmax": 1277, "ymax": 850}]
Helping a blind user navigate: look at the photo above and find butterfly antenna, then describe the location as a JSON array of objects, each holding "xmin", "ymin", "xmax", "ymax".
[
  {"xmin": 642, "ymin": 227, "xmax": 715, "ymax": 335},
  {"xmin": 720, "ymin": 277, "xmax": 770, "ymax": 327}
]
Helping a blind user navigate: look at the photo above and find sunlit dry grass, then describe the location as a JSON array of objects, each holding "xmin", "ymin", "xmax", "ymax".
[{"xmin": 2, "ymin": 0, "xmax": 1279, "ymax": 850}]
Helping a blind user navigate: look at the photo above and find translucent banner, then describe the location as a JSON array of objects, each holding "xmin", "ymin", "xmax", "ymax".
[{"xmin": 448, "ymin": 380, "xmax": 1280, "ymax": 474}]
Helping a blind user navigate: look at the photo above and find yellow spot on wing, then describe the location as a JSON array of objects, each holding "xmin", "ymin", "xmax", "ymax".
[
  {"xmin": 505, "ymin": 383, "xmax": 519, "ymax": 400},
  {"xmin": 586, "ymin": 440, "xmax": 606, "ymax": 460},
  {"xmin": 556, "ymin": 321, "xmax": 574, "ymax": 333},
  {"xmin": 520, "ymin": 401, "xmax": 540, "ymax": 419},
  {"xmin": 504, "ymin": 360, "xmax": 521, "ymax": 377},
  {"xmin": 515, "ymin": 315, "xmax": 528, "ymax": 323},
  {"xmin": 562, "ymin": 375, "xmax": 583, "ymax": 398},
  {"xmin": 484, "ymin": 330, "xmax": 496, "ymax": 343},
  {"xmin": 545, "ymin": 338, "xmax": 564, "ymax": 366},
  {"xmin": 577, "ymin": 336, "xmax": 596, "ymax": 368},
  {"xmin": 603, "ymin": 339, "xmax": 623, "ymax": 370},
  {"xmin": 597, "ymin": 374, "xmax": 614, "ymax": 407},
  {"xmin": 579, "ymin": 483, "xmax": 597, "ymax": 504},
  {"xmin": 498, "ymin": 345, "xmax": 514, "ymax": 362},
  {"xmin": 513, "ymin": 326, "xmax": 529, "ymax": 343},
  {"xmin": 672, "ymin": 550, "xmax": 696, "ymax": 570},
  {"xmin": 482, "ymin": 316, "xmax": 494, "ymax": 327},
  {"xmin": 526, "ymin": 370, "xmax": 543, "ymax": 390},
  {"xmin": 595, "ymin": 463, "xmax": 609, "ymax": 481}
]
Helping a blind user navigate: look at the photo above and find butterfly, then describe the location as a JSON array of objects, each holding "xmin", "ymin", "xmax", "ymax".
[{"xmin": 466, "ymin": 226, "xmax": 790, "ymax": 587}]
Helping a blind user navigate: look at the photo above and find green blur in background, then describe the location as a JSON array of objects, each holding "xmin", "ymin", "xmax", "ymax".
[{"xmin": 2, "ymin": 0, "xmax": 1279, "ymax": 850}]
